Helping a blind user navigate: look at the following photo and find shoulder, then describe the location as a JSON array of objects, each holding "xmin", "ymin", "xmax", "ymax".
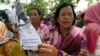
[
  {"xmin": 6, "ymin": 40, "xmax": 26, "ymax": 55},
  {"xmin": 70, "ymin": 26, "xmax": 81, "ymax": 37},
  {"xmin": 84, "ymin": 23, "xmax": 100, "ymax": 35},
  {"xmin": 40, "ymin": 23, "xmax": 48, "ymax": 28},
  {"xmin": 6, "ymin": 40, "xmax": 19, "ymax": 49},
  {"xmin": 1, "ymin": 39, "xmax": 26, "ymax": 56},
  {"xmin": 71, "ymin": 26, "xmax": 81, "ymax": 32},
  {"xmin": 7, "ymin": 40, "xmax": 18, "ymax": 45},
  {"xmin": 85, "ymin": 23, "xmax": 100, "ymax": 32},
  {"xmin": 84, "ymin": 23, "xmax": 100, "ymax": 37}
]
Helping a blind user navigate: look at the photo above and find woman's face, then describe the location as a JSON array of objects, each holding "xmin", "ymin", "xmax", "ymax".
[
  {"xmin": 29, "ymin": 9, "xmax": 41, "ymax": 24},
  {"xmin": 57, "ymin": 6, "xmax": 74, "ymax": 29}
]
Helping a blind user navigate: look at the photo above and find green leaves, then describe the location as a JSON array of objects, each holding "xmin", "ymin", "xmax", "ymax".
[
  {"xmin": 76, "ymin": 0, "xmax": 80, "ymax": 4},
  {"xmin": 1, "ymin": 0, "xmax": 100, "ymax": 17},
  {"xmin": 96, "ymin": 0, "xmax": 100, "ymax": 2},
  {"xmin": 21, "ymin": 0, "xmax": 48, "ymax": 16},
  {"xmin": 0, "ymin": 0, "xmax": 5, "ymax": 3},
  {"xmin": 30, "ymin": 0, "xmax": 48, "ymax": 16}
]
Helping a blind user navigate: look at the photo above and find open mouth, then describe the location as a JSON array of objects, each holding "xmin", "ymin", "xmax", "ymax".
[{"xmin": 63, "ymin": 21, "xmax": 70, "ymax": 24}]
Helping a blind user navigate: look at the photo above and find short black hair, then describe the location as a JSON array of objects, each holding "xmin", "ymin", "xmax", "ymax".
[
  {"xmin": 0, "ymin": 10, "xmax": 9, "ymax": 22},
  {"xmin": 54, "ymin": 3, "xmax": 76, "ymax": 27},
  {"xmin": 28, "ymin": 7, "xmax": 41, "ymax": 16}
]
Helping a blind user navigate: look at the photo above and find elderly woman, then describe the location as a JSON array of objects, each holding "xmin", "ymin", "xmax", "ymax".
[{"xmin": 38, "ymin": 3, "xmax": 87, "ymax": 56}]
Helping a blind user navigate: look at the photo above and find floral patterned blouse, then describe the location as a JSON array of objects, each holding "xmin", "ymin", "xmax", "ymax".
[{"xmin": 0, "ymin": 38, "xmax": 26, "ymax": 56}]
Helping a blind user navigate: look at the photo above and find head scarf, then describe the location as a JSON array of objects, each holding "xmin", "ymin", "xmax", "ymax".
[
  {"xmin": 84, "ymin": 3, "xmax": 100, "ymax": 54},
  {"xmin": 84, "ymin": 3, "xmax": 100, "ymax": 24},
  {"xmin": 0, "ymin": 21, "xmax": 7, "ymax": 40}
]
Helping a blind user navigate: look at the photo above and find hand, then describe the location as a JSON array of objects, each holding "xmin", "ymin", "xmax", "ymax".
[
  {"xmin": 38, "ymin": 43, "xmax": 58, "ymax": 56},
  {"xmin": 12, "ymin": 24, "xmax": 19, "ymax": 40},
  {"xmin": 78, "ymin": 49, "xmax": 87, "ymax": 56}
]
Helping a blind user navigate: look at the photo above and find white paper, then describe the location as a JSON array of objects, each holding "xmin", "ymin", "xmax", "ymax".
[
  {"xmin": 15, "ymin": 0, "xmax": 41, "ymax": 50},
  {"xmin": 19, "ymin": 22, "xmax": 42, "ymax": 50}
]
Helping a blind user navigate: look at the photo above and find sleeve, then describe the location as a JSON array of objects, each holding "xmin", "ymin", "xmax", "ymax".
[
  {"xmin": 77, "ymin": 34, "xmax": 88, "ymax": 56},
  {"xmin": 81, "ymin": 34, "xmax": 87, "ymax": 50},
  {"xmin": 6, "ymin": 41, "xmax": 26, "ymax": 56}
]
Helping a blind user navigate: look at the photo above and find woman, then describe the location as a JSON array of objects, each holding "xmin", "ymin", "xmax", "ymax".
[
  {"xmin": 28, "ymin": 7, "xmax": 48, "ymax": 42},
  {"xmin": 27, "ymin": 7, "xmax": 49, "ymax": 56},
  {"xmin": 0, "ymin": 10, "xmax": 19, "ymax": 41},
  {"xmin": 83, "ymin": 3, "xmax": 100, "ymax": 56},
  {"xmin": 0, "ymin": 21, "xmax": 26, "ymax": 56},
  {"xmin": 38, "ymin": 3, "xmax": 87, "ymax": 56}
]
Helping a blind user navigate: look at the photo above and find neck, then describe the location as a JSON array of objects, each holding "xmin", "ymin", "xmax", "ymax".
[
  {"xmin": 59, "ymin": 26, "xmax": 70, "ymax": 34},
  {"xmin": 32, "ymin": 22, "xmax": 40, "ymax": 30}
]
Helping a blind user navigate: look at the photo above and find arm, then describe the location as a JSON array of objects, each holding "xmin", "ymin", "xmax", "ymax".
[
  {"xmin": 78, "ymin": 35, "xmax": 88, "ymax": 56},
  {"xmin": 38, "ymin": 43, "xmax": 68, "ymax": 56}
]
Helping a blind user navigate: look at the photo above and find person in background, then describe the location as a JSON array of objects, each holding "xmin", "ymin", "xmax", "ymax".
[
  {"xmin": 44, "ymin": 15, "xmax": 51, "ymax": 26},
  {"xmin": 0, "ymin": 21, "xmax": 26, "ymax": 56},
  {"xmin": 27, "ymin": 7, "xmax": 49, "ymax": 56},
  {"xmin": 83, "ymin": 3, "xmax": 100, "ymax": 56},
  {"xmin": 38, "ymin": 3, "xmax": 87, "ymax": 56},
  {"xmin": 76, "ymin": 11, "xmax": 85, "ymax": 28},
  {"xmin": 48, "ymin": 12, "xmax": 55, "ymax": 31},
  {"xmin": 0, "ymin": 10, "xmax": 19, "ymax": 41},
  {"xmin": 28, "ymin": 7, "xmax": 49, "ymax": 43}
]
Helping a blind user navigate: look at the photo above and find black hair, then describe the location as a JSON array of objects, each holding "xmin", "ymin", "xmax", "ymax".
[
  {"xmin": 54, "ymin": 3, "xmax": 76, "ymax": 27},
  {"xmin": 0, "ymin": 10, "xmax": 9, "ymax": 23},
  {"xmin": 28, "ymin": 7, "xmax": 41, "ymax": 16},
  {"xmin": 0, "ymin": 10, "xmax": 14, "ymax": 32}
]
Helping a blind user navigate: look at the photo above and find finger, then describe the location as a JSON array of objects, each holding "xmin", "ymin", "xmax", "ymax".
[
  {"xmin": 38, "ymin": 47, "xmax": 51, "ymax": 53},
  {"xmin": 38, "ymin": 43, "xmax": 52, "ymax": 48}
]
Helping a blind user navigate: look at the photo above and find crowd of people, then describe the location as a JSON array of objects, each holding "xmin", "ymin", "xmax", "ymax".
[{"xmin": 0, "ymin": 2, "xmax": 100, "ymax": 56}]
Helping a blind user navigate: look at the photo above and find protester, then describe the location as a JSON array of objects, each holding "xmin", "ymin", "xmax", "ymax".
[
  {"xmin": 0, "ymin": 21, "xmax": 26, "ymax": 56},
  {"xmin": 38, "ymin": 3, "xmax": 87, "ymax": 56},
  {"xmin": 28, "ymin": 7, "xmax": 49, "ymax": 43},
  {"xmin": 83, "ymin": 3, "xmax": 100, "ymax": 56},
  {"xmin": 27, "ymin": 7, "xmax": 49, "ymax": 56},
  {"xmin": 76, "ymin": 11, "xmax": 85, "ymax": 28},
  {"xmin": 0, "ymin": 10, "xmax": 19, "ymax": 41}
]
